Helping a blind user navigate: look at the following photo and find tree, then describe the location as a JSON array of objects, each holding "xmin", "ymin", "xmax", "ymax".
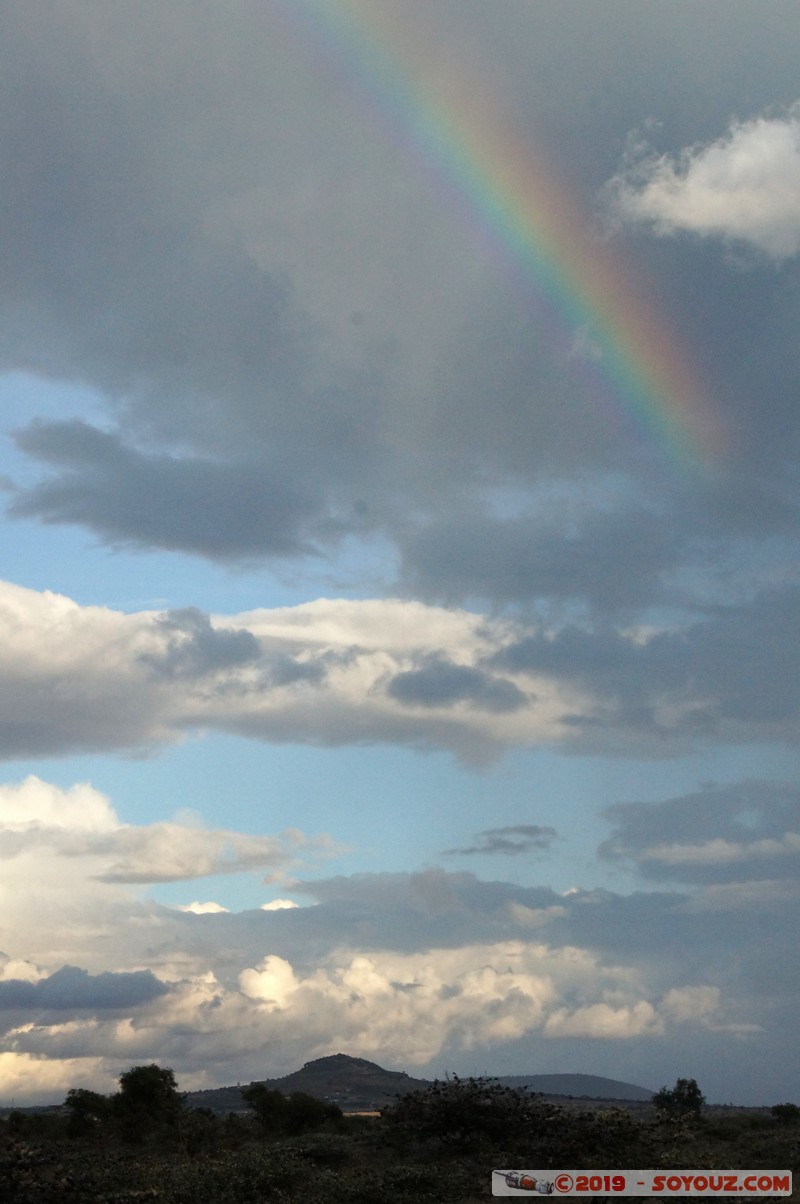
[
  {"xmin": 652, "ymin": 1078, "xmax": 705, "ymax": 1119},
  {"xmin": 284, "ymin": 1090, "xmax": 342, "ymax": 1135},
  {"xmin": 64, "ymin": 1087, "xmax": 110, "ymax": 1138},
  {"xmin": 113, "ymin": 1063, "xmax": 184, "ymax": 1142},
  {"xmin": 242, "ymin": 1083, "xmax": 342, "ymax": 1136},
  {"xmin": 242, "ymin": 1083, "xmax": 287, "ymax": 1134}
]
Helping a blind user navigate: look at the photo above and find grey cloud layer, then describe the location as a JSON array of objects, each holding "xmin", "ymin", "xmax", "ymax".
[
  {"xmin": 0, "ymin": 966, "xmax": 168, "ymax": 1013},
  {"xmin": 2, "ymin": 0, "xmax": 800, "ymax": 626},
  {"xmin": 494, "ymin": 584, "xmax": 800, "ymax": 746},
  {"xmin": 600, "ymin": 781, "xmax": 800, "ymax": 884},
  {"xmin": 11, "ymin": 423, "xmax": 321, "ymax": 560}
]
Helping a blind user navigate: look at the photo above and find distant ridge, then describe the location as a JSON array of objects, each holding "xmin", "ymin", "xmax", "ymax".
[
  {"xmin": 184, "ymin": 1053, "xmax": 653, "ymax": 1114},
  {"xmin": 495, "ymin": 1073, "xmax": 653, "ymax": 1101}
]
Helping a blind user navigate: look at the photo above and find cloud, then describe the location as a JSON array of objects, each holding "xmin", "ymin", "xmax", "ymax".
[
  {"xmin": 144, "ymin": 608, "xmax": 263, "ymax": 678},
  {"xmin": 0, "ymin": 776, "xmax": 117, "ymax": 832},
  {"xmin": 607, "ymin": 108, "xmax": 800, "ymax": 260},
  {"xmin": 493, "ymin": 585, "xmax": 800, "ymax": 750},
  {"xmin": 9, "ymin": 927, "xmax": 735, "ymax": 1090},
  {"xmin": 599, "ymin": 781, "xmax": 800, "ymax": 884},
  {"xmin": 387, "ymin": 657, "xmax": 528, "ymax": 713},
  {"xmin": 2, "ymin": 577, "xmax": 800, "ymax": 764},
  {"xmin": 662, "ymin": 985, "xmax": 722, "ymax": 1026},
  {"xmin": 0, "ymin": 1052, "xmax": 111, "ymax": 1106},
  {"xmin": 90, "ymin": 823, "xmax": 314, "ymax": 885},
  {"xmin": 400, "ymin": 505, "xmax": 682, "ymax": 611},
  {"xmin": 7, "ymin": 0, "xmax": 791, "ymax": 605},
  {"xmin": 543, "ymin": 1000, "xmax": 662, "ymax": 1039},
  {"xmin": 0, "ymin": 581, "xmax": 575, "ymax": 763},
  {"xmin": 10, "ymin": 421, "xmax": 322, "ymax": 561},
  {"xmin": 0, "ymin": 775, "xmax": 320, "ymax": 886},
  {"xmin": 177, "ymin": 901, "xmax": 230, "ymax": 915},
  {"xmin": 444, "ymin": 825, "xmax": 558, "ymax": 857},
  {"xmin": 0, "ymin": 2, "xmax": 489, "ymax": 567},
  {"xmin": 1, "ymin": 0, "xmax": 799, "ymax": 699},
  {"xmin": 0, "ymin": 0, "xmax": 799, "ymax": 1110},
  {"xmin": 0, "ymin": 780, "xmax": 797, "ymax": 1104},
  {"xmin": 0, "ymin": 955, "xmax": 45, "ymax": 984},
  {"xmin": 0, "ymin": 965, "xmax": 169, "ymax": 1012}
]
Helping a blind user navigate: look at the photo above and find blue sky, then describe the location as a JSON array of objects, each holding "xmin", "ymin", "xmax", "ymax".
[{"xmin": 1, "ymin": 0, "xmax": 799, "ymax": 1107}]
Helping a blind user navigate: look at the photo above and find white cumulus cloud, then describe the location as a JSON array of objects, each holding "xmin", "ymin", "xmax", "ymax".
[{"xmin": 608, "ymin": 109, "xmax": 800, "ymax": 260}]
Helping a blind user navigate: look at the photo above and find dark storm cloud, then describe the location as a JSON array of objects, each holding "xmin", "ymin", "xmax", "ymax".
[
  {"xmin": 10, "ymin": 421, "xmax": 319, "ymax": 560},
  {"xmin": 598, "ymin": 780, "xmax": 800, "ymax": 884},
  {"xmin": 400, "ymin": 506, "xmax": 681, "ymax": 609},
  {"xmin": 444, "ymin": 824, "xmax": 558, "ymax": 857},
  {"xmin": 1, "ymin": 0, "xmax": 799, "ymax": 598},
  {"xmin": 0, "ymin": 965, "xmax": 168, "ymax": 1011},
  {"xmin": 0, "ymin": 3, "xmax": 308, "ymax": 393},
  {"xmin": 495, "ymin": 584, "xmax": 800, "ymax": 742},
  {"xmin": 386, "ymin": 657, "xmax": 527, "ymax": 713}
]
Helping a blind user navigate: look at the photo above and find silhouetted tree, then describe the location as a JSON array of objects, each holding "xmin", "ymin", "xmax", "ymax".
[
  {"xmin": 241, "ymin": 1083, "xmax": 288, "ymax": 1135},
  {"xmin": 652, "ymin": 1078, "xmax": 705, "ymax": 1119},
  {"xmin": 242, "ymin": 1083, "xmax": 342, "ymax": 1136},
  {"xmin": 64, "ymin": 1086, "xmax": 111, "ymax": 1137},
  {"xmin": 285, "ymin": 1090, "xmax": 342, "ymax": 1134},
  {"xmin": 113, "ymin": 1063, "xmax": 183, "ymax": 1143}
]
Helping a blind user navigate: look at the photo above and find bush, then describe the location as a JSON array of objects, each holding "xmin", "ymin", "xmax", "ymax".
[
  {"xmin": 381, "ymin": 1075, "xmax": 555, "ymax": 1152},
  {"xmin": 770, "ymin": 1102, "xmax": 800, "ymax": 1124}
]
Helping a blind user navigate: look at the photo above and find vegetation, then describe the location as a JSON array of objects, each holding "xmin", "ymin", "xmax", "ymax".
[
  {"xmin": 652, "ymin": 1077, "xmax": 706, "ymax": 1120},
  {"xmin": 772, "ymin": 1102, "xmax": 800, "ymax": 1125},
  {"xmin": 113, "ymin": 1064, "xmax": 184, "ymax": 1144},
  {"xmin": 0, "ymin": 1067, "xmax": 797, "ymax": 1202},
  {"xmin": 241, "ymin": 1082, "xmax": 343, "ymax": 1136}
]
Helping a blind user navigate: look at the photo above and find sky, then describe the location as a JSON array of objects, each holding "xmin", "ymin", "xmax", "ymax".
[{"xmin": 0, "ymin": 0, "xmax": 799, "ymax": 1107}]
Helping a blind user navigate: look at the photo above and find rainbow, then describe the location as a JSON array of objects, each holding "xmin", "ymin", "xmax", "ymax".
[{"xmin": 283, "ymin": 0, "xmax": 726, "ymax": 475}]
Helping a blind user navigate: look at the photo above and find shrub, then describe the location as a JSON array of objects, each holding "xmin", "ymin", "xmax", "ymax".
[
  {"xmin": 770, "ymin": 1102, "xmax": 800, "ymax": 1124},
  {"xmin": 381, "ymin": 1075, "xmax": 555, "ymax": 1152}
]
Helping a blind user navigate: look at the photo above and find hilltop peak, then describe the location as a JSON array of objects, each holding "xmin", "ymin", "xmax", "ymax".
[{"xmin": 302, "ymin": 1053, "xmax": 408, "ymax": 1077}]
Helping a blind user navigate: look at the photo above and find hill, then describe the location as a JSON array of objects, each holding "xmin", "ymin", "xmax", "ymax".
[
  {"xmin": 184, "ymin": 1054, "xmax": 653, "ymax": 1114},
  {"xmin": 496, "ymin": 1073, "xmax": 653, "ymax": 1101}
]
